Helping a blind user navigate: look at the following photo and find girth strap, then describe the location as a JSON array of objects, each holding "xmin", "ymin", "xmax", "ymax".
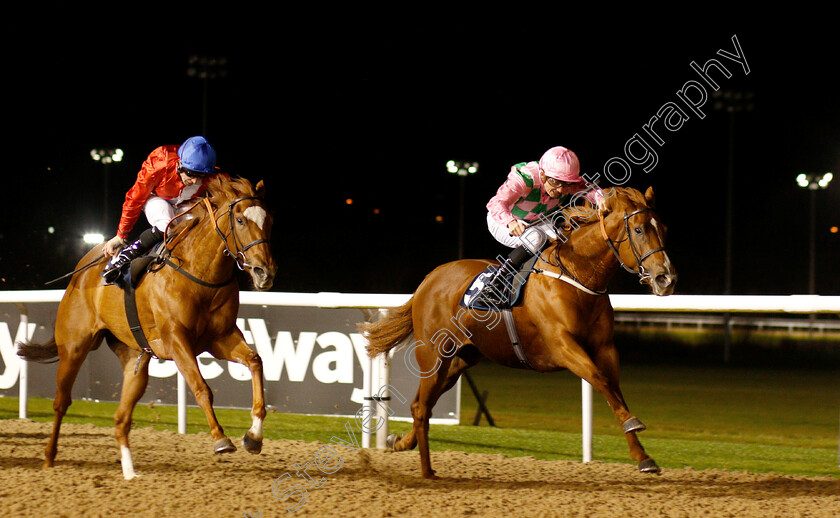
[
  {"xmin": 121, "ymin": 268, "xmax": 155, "ymax": 373},
  {"xmin": 502, "ymin": 308, "xmax": 534, "ymax": 369}
]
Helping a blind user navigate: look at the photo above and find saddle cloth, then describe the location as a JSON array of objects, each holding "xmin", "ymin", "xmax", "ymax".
[{"xmin": 460, "ymin": 255, "xmax": 539, "ymax": 311}]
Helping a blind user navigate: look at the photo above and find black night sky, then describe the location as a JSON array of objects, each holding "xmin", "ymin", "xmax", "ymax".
[{"xmin": 4, "ymin": 16, "xmax": 839, "ymax": 296}]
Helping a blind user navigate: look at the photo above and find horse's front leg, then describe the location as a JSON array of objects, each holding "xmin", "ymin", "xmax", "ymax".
[
  {"xmin": 590, "ymin": 338, "xmax": 659, "ymax": 473},
  {"xmin": 209, "ymin": 331, "xmax": 266, "ymax": 454},
  {"xmin": 166, "ymin": 326, "xmax": 235, "ymax": 454},
  {"xmin": 544, "ymin": 328, "xmax": 658, "ymax": 473}
]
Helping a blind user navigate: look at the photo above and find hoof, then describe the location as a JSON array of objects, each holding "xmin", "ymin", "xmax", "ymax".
[
  {"xmin": 214, "ymin": 437, "xmax": 237, "ymax": 454},
  {"xmin": 386, "ymin": 433, "xmax": 399, "ymax": 451},
  {"xmin": 639, "ymin": 458, "xmax": 661, "ymax": 474},
  {"xmin": 242, "ymin": 433, "xmax": 262, "ymax": 455},
  {"xmin": 622, "ymin": 417, "xmax": 647, "ymax": 434},
  {"xmin": 422, "ymin": 470, "xmax": 439, "ymax": 480}
]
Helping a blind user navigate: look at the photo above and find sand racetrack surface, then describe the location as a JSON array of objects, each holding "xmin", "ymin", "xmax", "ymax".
[{"xmin": 2, "ymin": 419, "xmax": 839, "ymax": 517}]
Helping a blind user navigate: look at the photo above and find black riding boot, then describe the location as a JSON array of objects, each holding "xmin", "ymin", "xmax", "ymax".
[
  {"xmin": 101, "ymin": 227, "xmax": 164, "ymax": 284},
  {"xmin": 481, "ymin": 245, "xmax": 534, "ymax": 305}
]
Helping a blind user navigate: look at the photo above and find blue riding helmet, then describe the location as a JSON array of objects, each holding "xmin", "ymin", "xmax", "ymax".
[{"xmin": 178, "ymin": 136, "xmax": 217, "ymax": 174}]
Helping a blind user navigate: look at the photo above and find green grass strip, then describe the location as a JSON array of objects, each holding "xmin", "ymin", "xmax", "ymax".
[{"xmin": 4, "ymin": 359, "xmax": 839, "ymax": 480}]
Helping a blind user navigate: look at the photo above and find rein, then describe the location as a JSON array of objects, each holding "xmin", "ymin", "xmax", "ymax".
[{"xmin": 526, "ymin": 209, "xmax": 608, "ymax": 295}]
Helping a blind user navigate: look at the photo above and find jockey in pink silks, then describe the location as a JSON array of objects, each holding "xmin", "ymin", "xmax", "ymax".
[{"xmin": 482, "ymin": 146, "xmax": 605, "ymax": 300}]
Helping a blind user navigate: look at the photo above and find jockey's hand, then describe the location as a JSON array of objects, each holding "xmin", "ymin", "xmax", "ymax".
[
  {"xmin": 596, "ymin": 193, "xmax": 609, "ymax": 212},
  {"xmin": 507, "ymin": 220, "xmax": 526, "ymax": 236},
  {"xmin": 103, "ymin": 236, "xmax": 127, "ymax": 257}
]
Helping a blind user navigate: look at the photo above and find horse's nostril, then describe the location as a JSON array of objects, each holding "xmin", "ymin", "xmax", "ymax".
[
  {"xmin": 252, "ymin": 267, "xmax": 265, "ymax": 279},
  {"xmin": 656, "ymin": 274, "xmax": 671, "ymax": 287}
]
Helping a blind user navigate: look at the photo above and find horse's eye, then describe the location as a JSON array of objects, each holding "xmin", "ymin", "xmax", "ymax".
[
  {"xmin": 237, "ymin": 217, "xmax": 244, "ymax": 225},
  {"xmin": 634, "ymin": 227, "xmax": 643, "ymax": 235}
]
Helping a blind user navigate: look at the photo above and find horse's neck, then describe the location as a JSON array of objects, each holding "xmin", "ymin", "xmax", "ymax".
[{"xmin": 546, "ymin": 215, "xmax": 620, "ymax": 292}]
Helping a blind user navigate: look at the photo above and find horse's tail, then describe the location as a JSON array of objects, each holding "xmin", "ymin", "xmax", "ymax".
[
  {"xmin": 17, "ymin": 338, "xmax": 59, "ymax": 363},
  {"xmin": 359, "ymin": 298, "xmax": 415, "ymax": 358}
]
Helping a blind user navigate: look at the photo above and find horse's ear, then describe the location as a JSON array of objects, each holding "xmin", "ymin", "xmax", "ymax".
[
  {"xmin": 644, "ymin": 186, "xmax": 656, "ymax": 208},
  {"xmin": 256, "ymin": 180, "xmax": 265, "ymax": 199}
]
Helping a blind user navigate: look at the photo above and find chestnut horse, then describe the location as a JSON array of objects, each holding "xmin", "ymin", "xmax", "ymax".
[
  {"xmin": 362, "ymin": 186, "xmax": 676, "ymax": 479},
  {"xmin": 18, "ymin": 176, "xmax": 276, "ymax": 479}
]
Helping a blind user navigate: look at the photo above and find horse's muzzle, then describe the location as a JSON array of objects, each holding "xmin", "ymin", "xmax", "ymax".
[
  {"xmin": 652, "ymin": 271, "xmax": 677, "ymax": 296},
  {"xmin": 250, "ymin": 265, "xmax": 275, "ymax": 291}
]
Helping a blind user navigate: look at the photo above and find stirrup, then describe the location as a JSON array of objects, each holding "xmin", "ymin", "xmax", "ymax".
[
  {"xmin": 480, "ymin": 265, "xmax": 512, "ymax": 306},
  {"xmin": 101, "ymin": 246, "xmax": 140, "ymax": 284},
  {"xmin": 102, "ymin": 258, "xmax": 128, "ymax": 284}
]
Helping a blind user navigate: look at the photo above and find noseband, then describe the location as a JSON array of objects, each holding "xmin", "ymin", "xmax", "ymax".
[
  {"xmin": 207, "ymin": 196, "xmax": 271, "ymax": 270},
  {"xmin": 598, "ymin": 207, "xmax": 667, "ymax": 284}
]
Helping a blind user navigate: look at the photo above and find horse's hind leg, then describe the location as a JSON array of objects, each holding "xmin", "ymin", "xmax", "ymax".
[
  {"xmin": 45, "ymin": 339, "xmax": 95, "ymax": 468},
  {"xmin": 209, "ymin": 332, "xmax": 266, "ymax": 454},
  {"xmin": 395, "ymin": 347, "xmax": 481, "ymax": 479},
  {"xmin": 393, "ymin": 347, "xmax": 481, "ymax": 455},
  {"xmin": 109, "ymin": 339, "xmax": 151, "ymax": 480}
]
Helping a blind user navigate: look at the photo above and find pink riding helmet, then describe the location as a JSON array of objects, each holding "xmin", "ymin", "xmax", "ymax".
[{"xmin": 539, "ymin": 146, "xmax": 581, "ymax": 182}]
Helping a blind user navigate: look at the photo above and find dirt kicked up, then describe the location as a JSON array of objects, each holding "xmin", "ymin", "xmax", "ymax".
[{"xmin": 1, "ymin": 419, "xmax": 839, "ymax": 517}]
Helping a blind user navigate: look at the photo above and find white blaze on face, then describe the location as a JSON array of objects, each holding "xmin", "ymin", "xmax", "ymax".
[
  {"xmin": 243, "ymin": 206, "xmax": 267, "ymax": 230},
  {"xmin": 651, "ymin": 218, "xmax": 673, "ymax": 266}
]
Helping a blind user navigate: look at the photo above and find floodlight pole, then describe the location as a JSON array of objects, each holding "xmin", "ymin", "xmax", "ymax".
[
  {"xmin": 809, "ymin": 187, "xmax": 816, "ymax": 296},
  {"xmin": 795, "ymin": 172, "xmax": 833, "ymax": 295},
  {"xmin": 795, "ymin": 172, "xmax": 833, "ymax": 339},
  {"xmin": 445, "ymin": 161, "xmax": 493, "ymax": 428},
  {"xmin": 458, "ymin": 175, "xmax": 466, "ymax": 260},
  {"xmin": 713, "ymin": 90, "xmax": 754, "ymax": 363},
  {"xmin": 90, "ymin": 148, "xmax": 124, "ymax": 235},
  {"xmin": 446, "ymin": 160, "xmax": 479, "ymax": 260},
  {"xmin": 186, "ymin": 55, "xmax": 227, "ymax": 137}
]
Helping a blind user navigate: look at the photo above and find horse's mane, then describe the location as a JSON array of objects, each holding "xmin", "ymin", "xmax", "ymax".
[
  {"xmin": 558, "ymin": 186, "xmax": 646, "ymax": 228},
  {"xmin": 165, "ymin": 175, "xmax": 259, "ymax": 239},
  {"xmin": 607, "ymin": 186, "xmax": 648, "ymax": 208},
  {"xmin": 545, "ymin": 186, "xmax": 648, "ymax": 262},
  {"xmin": 205, "ymin": 175, "xmax": 258, "ymax": 203}
]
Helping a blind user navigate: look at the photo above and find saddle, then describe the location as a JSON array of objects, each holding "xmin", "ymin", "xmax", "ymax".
[{"xmin": 460, "ymin": 254, "xmax": 539, "ymax": 311}]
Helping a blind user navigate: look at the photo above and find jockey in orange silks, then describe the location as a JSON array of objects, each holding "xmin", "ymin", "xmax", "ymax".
[{"xmin": 100, "ymin": 136, "xmax": 219, "ymax": 284}]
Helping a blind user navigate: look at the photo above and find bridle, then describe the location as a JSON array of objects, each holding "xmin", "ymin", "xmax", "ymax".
[
  {"xmin": 598, "ymin": 207, "xmax": 667, "ymax": 284},
  {"xmin": 152, "ymin": 195, "xmax": 270, "ymax": 288},
  {"xmin": 206, "ymin": 196, "xmax": 271, "ymax": 270}
]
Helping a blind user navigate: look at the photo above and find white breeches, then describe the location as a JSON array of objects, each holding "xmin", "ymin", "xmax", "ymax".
[
  {"xmin": 486, "ymin": 212, "xmax": 558, "ymax": 253},
  {"xmin": 142, "ymin": 184, "xmax": 201, "ymax": 233},
  {"xmin": 143, "ymin": 197, "xmax": 177, "ymax": 233}
]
